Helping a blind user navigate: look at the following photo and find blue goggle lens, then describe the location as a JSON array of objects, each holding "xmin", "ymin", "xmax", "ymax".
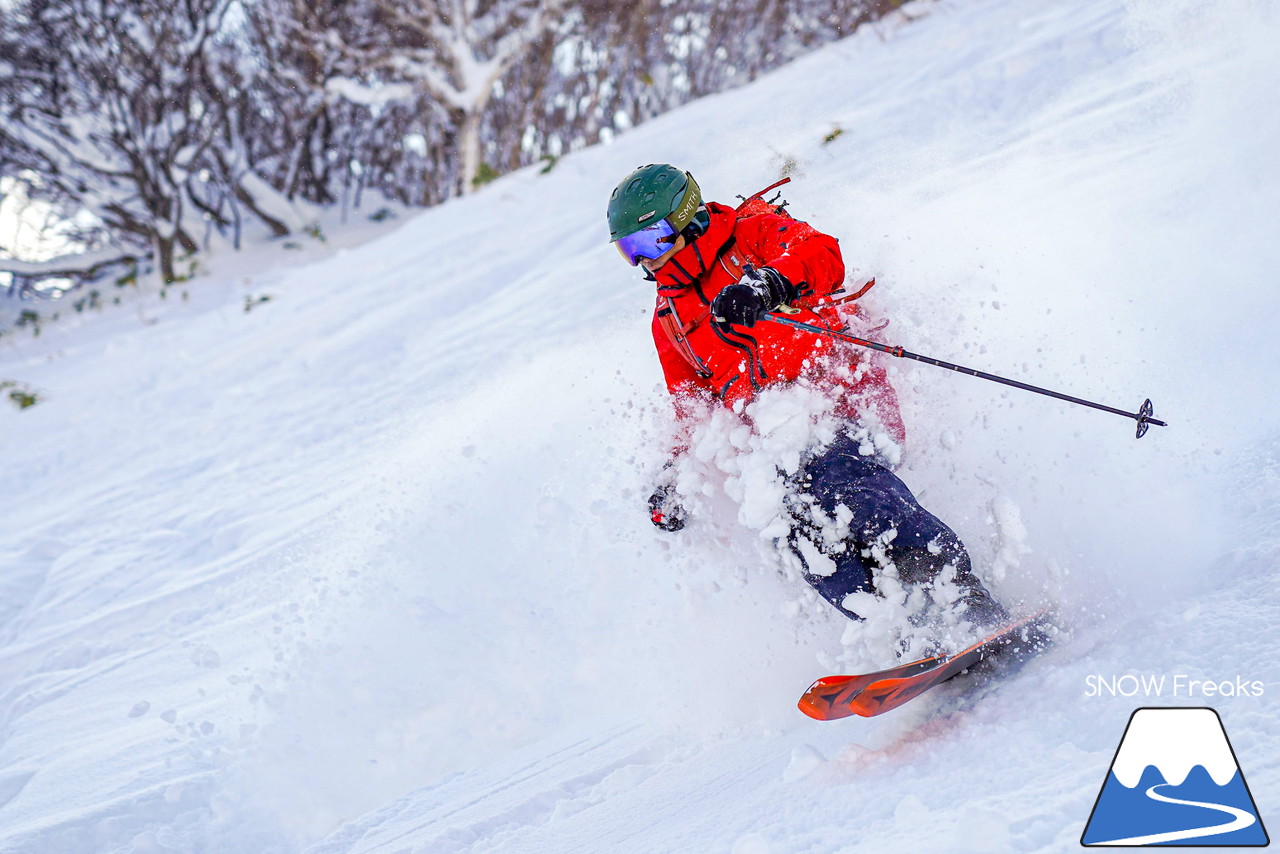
[{"xmin": 614, "ymin": 219, "xmax": 678, "ymax": 266}]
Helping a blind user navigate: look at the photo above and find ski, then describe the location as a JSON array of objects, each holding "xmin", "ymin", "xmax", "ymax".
[{"xmin": 798, "ymin": 609, "xmax": 1051, "ymax": 721}]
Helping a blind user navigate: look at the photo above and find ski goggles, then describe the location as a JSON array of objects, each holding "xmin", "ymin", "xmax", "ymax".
[{"xmin": 614, "ymin": 218, "xmax": 679, "ymax": 266}]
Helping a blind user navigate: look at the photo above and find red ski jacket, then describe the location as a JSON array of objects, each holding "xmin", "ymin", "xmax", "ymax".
[{"xmin": 650, "ymin": 200, "xmax": 905, "ymax": 444}]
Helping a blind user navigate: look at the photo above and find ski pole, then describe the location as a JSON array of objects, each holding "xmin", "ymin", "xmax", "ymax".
[{"xmin": 760, "ymin": 312, "xmax": 1167, "ymax": 439}]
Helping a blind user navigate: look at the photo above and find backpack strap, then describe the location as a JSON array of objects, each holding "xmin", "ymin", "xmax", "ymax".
[
  {"xmin": 741, "ymin": 177, "xmax": 792, "ymax": 204},
  {"xmin": 656, "ymin": 297, "xmax": 713, "ymax": 379},
  {"xmin": 713, "ymin": 236, "xmax": 759, "ymax": 283}
]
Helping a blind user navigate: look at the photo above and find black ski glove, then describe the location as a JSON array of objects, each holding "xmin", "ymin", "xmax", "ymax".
[
  {"xmin": 647, "ymin": 481, "xmax": 687, "ymax": 533},
  {"xmin": 711, "ymin": 266, "xmax": 798, "ymax": 329}
]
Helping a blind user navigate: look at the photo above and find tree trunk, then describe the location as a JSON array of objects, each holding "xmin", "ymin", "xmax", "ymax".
[
  {"xmin": 156, "ymin": 234, "xmax": 177, "ymax": 284},
  {"xmin": 460, "ymin": 108, "xmax": 482, "ymax": 195}
]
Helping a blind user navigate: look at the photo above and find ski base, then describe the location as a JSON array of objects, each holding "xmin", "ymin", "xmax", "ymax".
[{"xmin": 798, "ymin": 609, "xmax": 1050, "ymax": 721}]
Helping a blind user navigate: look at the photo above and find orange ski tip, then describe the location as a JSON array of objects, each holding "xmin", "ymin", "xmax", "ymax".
[
  {"xmin": 797, "ymin": 697, "xmax": 829, "ymax": 721},
  {"xmin": 797, "ymin": 690, "xmax": 855, "ymax": 722}
]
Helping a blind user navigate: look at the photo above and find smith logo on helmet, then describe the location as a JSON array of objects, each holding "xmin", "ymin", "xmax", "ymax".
[
  {"xmin": 638, "ymin": 210, "xmax": 657, "ymax": 223},
  {"xmin": 673, "ymin": 189, "xmax": 697, "ymax": 225}
]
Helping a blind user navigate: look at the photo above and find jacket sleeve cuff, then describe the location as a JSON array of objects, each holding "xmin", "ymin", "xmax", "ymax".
[{"xmin": 767, "ymin": 255, "xmax": 805, "ymax": 288}]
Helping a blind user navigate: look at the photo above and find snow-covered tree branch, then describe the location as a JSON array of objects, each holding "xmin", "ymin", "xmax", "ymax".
[{"xmin": 0, "ymin": 0, "xmax": 294, "ymax": 282}]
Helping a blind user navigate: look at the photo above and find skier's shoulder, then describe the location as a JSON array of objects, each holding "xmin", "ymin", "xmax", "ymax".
[
  {"xmin": 704, "ymin": 199, "xmax": 790, "ymax": 230},
  {"xmin": 724, "ymin": 189, "xmax": 829, "ymax": 247}
]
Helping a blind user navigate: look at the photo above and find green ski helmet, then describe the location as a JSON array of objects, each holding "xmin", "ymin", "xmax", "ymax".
[{"xmin": 608, "ymin": 164, "xmax": 704, "ymax": 265}]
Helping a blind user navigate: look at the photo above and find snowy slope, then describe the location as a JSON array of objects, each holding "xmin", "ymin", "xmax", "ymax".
[{"xmin": 2, "ymin": 0, "xmax": 1278, "ymax": 851}]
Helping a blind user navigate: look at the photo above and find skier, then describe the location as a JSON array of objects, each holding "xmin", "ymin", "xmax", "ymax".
[{"xmin": 608, "ymin": 163, "xmax": 1010, "ymax": 638}]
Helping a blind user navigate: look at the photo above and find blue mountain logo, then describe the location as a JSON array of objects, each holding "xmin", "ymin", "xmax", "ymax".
[{"xmin": 1082, "ymin": 707, "xmax": 1269, "ymax": 846}]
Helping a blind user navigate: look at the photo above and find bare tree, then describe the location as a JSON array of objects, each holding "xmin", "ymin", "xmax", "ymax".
[
  {"xmin": 0, "ymin": 0, "xmax": 251, "ymax": 281},
  {"xmin": 328, "ymin": 0, "xmax": 570, "ymax": 195}
]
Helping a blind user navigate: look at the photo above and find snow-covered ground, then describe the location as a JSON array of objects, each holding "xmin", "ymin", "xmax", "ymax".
[{"xmin": 2, "ymin": 0, "xmax": 1278, "ymax": 851}]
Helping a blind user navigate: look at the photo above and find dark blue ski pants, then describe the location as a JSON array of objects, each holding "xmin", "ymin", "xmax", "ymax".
[{"xmin": 789, "ymin": 433, "xmax": 1005, "ymax": 626}]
